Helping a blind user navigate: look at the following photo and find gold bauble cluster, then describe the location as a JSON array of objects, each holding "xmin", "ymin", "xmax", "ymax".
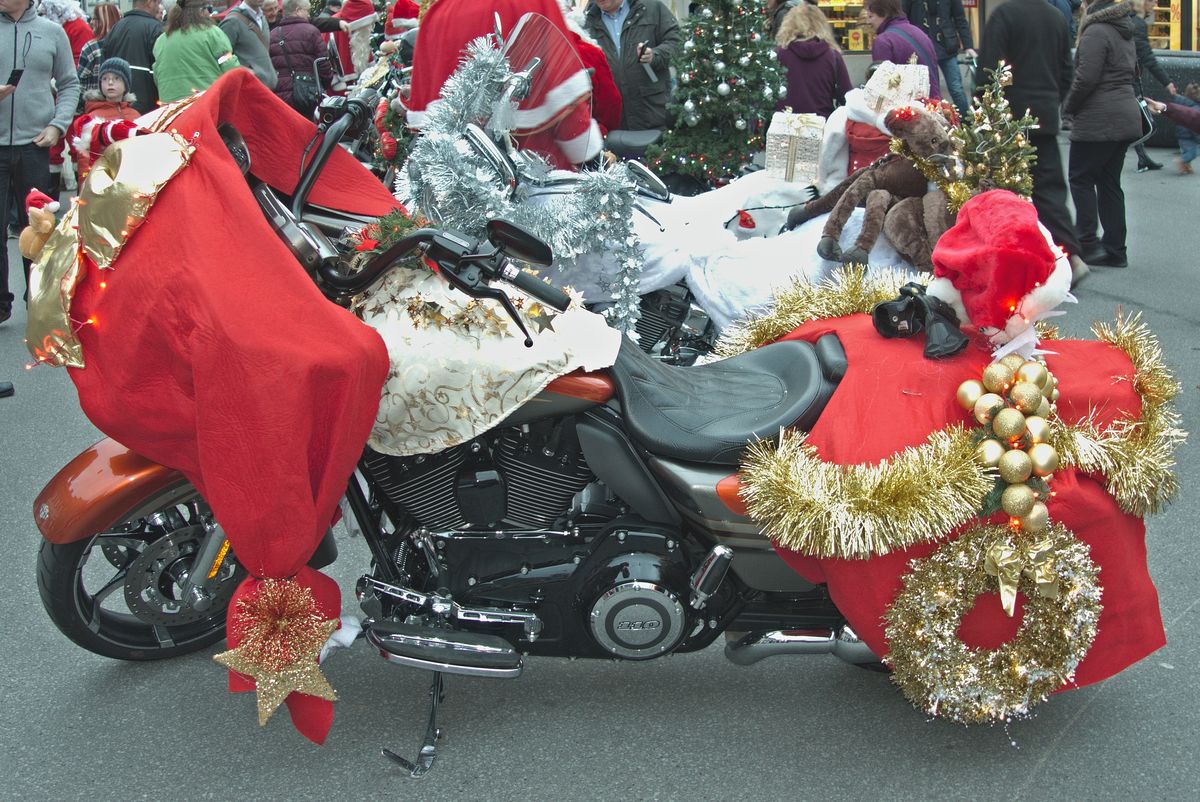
[{"xmin": 956, "ymin": 358, "xmax": 1063, "ymax": 525}]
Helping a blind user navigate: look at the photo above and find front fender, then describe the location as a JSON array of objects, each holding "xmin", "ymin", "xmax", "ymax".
[{"xmin": 34, "ymin": 438, "xmax": 190, "ymax": 544}]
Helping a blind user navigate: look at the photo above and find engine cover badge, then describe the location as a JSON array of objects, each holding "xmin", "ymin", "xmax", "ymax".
[{"xmin": 589, "ymin": 581, "xmax": 685, "ymax": 659}]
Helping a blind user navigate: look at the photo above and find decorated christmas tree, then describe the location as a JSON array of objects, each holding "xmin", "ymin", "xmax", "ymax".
[
  {"xmin": 895, "ymin": 63, "xmax": 1038, "ymax": 214},
  {"xmin": 646, "ymin": 0, "xmax": 785, "ymax": 185}
]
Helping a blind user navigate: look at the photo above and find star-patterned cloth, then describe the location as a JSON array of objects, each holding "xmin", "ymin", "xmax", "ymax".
[{"xmin": 356, "ymin": 267, "xmax": 621, "ymax": 456}]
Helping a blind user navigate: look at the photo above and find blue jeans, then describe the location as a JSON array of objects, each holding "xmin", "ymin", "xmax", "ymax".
[
  {"xmin": 939, "ymin": 56, "xmax": 970, "ymax": 119},
  {"xmin": 1180, "ymin": 134, "xmax": 1198, "ymax": 165}
]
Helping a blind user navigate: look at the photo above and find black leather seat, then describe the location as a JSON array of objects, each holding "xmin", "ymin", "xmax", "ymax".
[{"xmin": 609, "ymin": 334, "xmax": 846, "ymax": 465}]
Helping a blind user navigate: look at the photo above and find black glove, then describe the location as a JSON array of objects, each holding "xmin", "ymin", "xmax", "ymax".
[{"xmin": 871, "ymin": 283, "xmax": 969, "ymax": 359}]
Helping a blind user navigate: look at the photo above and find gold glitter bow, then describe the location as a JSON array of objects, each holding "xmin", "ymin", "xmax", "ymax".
[
  {"xmin": 984, "ymin": 537, "xmax": 1060, "ymax": 617},
  {"xmin": 213, "ymin": 579, "xmax": 338, "ymax": 726}
]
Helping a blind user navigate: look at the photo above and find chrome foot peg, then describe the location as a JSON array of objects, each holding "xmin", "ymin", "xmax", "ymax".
[{"xmin": 382, "ymin": 672, "xmax": 444, "ymax": 778}]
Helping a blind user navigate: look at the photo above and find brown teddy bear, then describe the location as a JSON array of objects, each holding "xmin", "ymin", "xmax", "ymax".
[
  {"xmin": 19, "ymin": 190, "xmax": 60, "ymax": 262},
  {"xmin": 785, "ymin": 105, "xmax": 953, "ymax": 269}
]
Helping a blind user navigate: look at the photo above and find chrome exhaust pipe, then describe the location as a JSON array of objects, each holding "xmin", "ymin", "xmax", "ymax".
[{"xmin": 724, "ymin": 625, "xmax": 878, "ymax": 667}]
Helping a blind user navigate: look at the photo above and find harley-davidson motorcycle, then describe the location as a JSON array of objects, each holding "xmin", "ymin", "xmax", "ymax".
[{"xmin": 33, "ymin": 88, "xmax": 874, "ymax": 777}]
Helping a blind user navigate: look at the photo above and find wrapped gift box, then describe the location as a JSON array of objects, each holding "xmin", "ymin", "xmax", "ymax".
[
  {"xmin": 861, "ymin": 61, "xmax": 931, "ymax": 115},
  {"xmin": 765, "ymin": 111, "xmax": 825, "ymax": 184}
]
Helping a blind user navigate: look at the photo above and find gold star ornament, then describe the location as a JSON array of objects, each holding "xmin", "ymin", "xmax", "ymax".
[{"xmin": 212, "ymin": 579, "xmax": 340, "ymax": 726}]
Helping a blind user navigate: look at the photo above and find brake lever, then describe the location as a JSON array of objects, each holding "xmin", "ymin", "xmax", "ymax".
[{"xmin": 438, "ymin": 262, "xmax": 535, "ymax": 347}]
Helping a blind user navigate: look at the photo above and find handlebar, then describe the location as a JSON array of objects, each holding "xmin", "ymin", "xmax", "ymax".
[
  {"xmin": 292, "ymin": 86, "xmax": 381, "ymax": 219},
  {"xmin": 316, "ymin": 223, "xmax": 570, "ymax": 346},
  {"xmin": 498, "ymin": 261, "xmax": 571, "ymax": 312}
]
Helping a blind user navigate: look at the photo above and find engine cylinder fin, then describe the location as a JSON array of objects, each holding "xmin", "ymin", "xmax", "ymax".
[{"xmin": 494, "ymin": 431, "xmax": 593, "ymax": 528}]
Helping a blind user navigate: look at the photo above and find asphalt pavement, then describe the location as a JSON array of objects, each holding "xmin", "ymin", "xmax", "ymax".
[{"xmin": 1, "ymin": 141, "xmax": 1197, "ymax": 801}]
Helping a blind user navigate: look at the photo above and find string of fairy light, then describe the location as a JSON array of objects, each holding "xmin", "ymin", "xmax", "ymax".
[{"xmin": 648, "ymin": 0, "xmax": 785, "ymax": 183}]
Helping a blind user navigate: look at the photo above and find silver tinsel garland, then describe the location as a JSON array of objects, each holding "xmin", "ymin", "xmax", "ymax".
[{"xmin": 400, "ymin": 36, "xmax": 645, "ymax": 336}]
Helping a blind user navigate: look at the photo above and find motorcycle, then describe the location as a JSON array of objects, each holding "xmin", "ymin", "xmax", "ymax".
[{"xmin": 34, "ymin": 84, "xmax": 876, "ymax": 777}]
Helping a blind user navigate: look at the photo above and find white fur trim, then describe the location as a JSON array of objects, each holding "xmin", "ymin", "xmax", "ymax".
[
  {"xmin": 817, "ymin": 105, "xmax": 849, "ymax": 194},
  {"xmin": 556, "ymin": 117, "xmax": 603, "ymax": 164},
  {"xmin": 410, "ymin": 69, "xmax": 593, "ymax": 133},
  {"xmin": 71, "ymin": 119, "xmax": 100, "ymax": 163},
  {"xmin": 318, "ymin": 615, "xmax": 362, "ymax": 663}
]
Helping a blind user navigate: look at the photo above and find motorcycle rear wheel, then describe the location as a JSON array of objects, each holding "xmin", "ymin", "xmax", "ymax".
[{"xmin": 37, "ymin": 485, "xmax": 242, "ymax": 661}]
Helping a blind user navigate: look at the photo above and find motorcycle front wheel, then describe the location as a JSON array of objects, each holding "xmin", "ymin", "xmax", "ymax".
[{"xmin": 37, "ymin": 485, "xmax": 243, "ymax": 661}]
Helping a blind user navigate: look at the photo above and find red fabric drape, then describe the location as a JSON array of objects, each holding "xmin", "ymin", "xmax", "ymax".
[
  {"xmin": 68, "ymin": 71, "xmax": 394, "ymax": 579},
  {"xmin": 772, "ymin": 314, "xmax": 1164, "ymax": 689},
  {"xmin": 66, "ymin": 72, "xmax": 396, "ymax": 741}
]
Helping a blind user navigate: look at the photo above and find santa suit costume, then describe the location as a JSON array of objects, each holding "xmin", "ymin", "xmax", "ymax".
[
  {"xmin": 332, "ymin": 0, "xmax": 376, "ymax": 78},
  {"xmin": 753, "ymin": 192, "xmax": 1166, "ymax": 693},
  {"xmin": 407, "ymin": 0, "xmax": 602, "ymax": 169},
  {"xmin": 383, "ymin": 0, "xmax": 420, "ymax": 38}
]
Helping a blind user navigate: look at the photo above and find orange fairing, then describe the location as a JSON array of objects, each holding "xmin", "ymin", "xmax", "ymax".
[
  {"xmin": 716, "ymin": 474, "xmax": 748, "ymax": 516},
  {"xmin": 34, "ymin": 438, "xmax": 185, "ymax": 545},
  {"xmin": 544, "ymin": 370, "xmax": 615, "ymax": 403}
]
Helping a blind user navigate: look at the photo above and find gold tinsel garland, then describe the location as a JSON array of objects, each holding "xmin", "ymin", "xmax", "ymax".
[
  {"xmin": 739, "ymin": 426, "xmax": 994, "ymax": 559},
  {"xmin": 1051, "ymin": 312, "xmax": 1186, "ymax": 516},
  {"xmin": 883, "ymin": 522, "xmax": 1102, "ymax": 724},
  {"xmin": 715, "ymin": 264, "xmax": 912, "ymax": 358}
]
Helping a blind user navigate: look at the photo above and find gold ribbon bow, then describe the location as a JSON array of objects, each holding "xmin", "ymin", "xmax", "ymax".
[{"xmin": 983, "ymin": 537, "xmax": 1060, "ymax": 617}]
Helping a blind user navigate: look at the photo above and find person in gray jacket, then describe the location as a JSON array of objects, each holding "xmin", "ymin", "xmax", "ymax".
[
  {"xmin": 220, "ymin": 0, "xmax": 278, "ymax": 90},
  {"xmin": 1065, "ymin": 0, "xmax": 1141, "ymax": 269},
  {"xmin": 0, "ymin": 0, "xmax": 81, "ymax": 323},
  {"xmin": 583, "ymin": 0, "xmax": 680, "ymax": 132}
]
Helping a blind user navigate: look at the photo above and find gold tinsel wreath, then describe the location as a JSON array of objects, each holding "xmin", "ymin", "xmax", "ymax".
[
  {"xmin": 1052, "ymin": 312, "xmax": 1186, "ymax": 516},
  {"xmin": 739, "ymin": 426, "xmax": 994, "ymax": 559},
  {"xmin": 715, "ymin": 264, "xmax": 912, "ymax": 358},
  {"xmin": 883, "ymin": 522, "xmax": 1102, "ymax": 724}
]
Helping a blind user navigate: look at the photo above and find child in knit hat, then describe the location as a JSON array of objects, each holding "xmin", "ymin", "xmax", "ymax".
[{"xmin": 66, "ymin": 58, "xmax": 143, "ymax": 179}]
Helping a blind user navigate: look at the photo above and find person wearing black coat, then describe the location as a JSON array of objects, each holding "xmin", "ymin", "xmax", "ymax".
[
  {"xmin": 1065, "ymin": 0, "xmax": 1141, "ymax": 268},
  {"xmin": 1130, "ymin": 0, "xmax": 1175, "ymax": 171},
  {"xmin": 102, "ymin": 0, "xmax": 163, "ymax": 114},
  {"xmin": 977, "ymin": 0, "xmax": 1087, "ymax": 283},
  {"xmin": 902, "ymin": 0, "xmax": 975, "ymax": 118}
]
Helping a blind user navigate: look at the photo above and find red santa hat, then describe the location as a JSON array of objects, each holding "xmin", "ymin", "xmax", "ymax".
[
  {"xmin": 25, "ymin": 189, "xmax": 60, "ymax": 215},
  {"xmin": 926, "ymin": 190, "xmax": 1073, "ymax": 357}
]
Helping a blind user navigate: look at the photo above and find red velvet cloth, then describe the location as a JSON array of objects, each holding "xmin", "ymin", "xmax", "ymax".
[
  {"xmin": 66, "ymin": 72, "xmax": 396, "ymax": 741},
  {"xmin": 772, "ymin": 315, "xmax": 1165, "ymax": 689},
  {"xmin": 69, "ymin": 71, "xmax": 393, "ymax": 579}
]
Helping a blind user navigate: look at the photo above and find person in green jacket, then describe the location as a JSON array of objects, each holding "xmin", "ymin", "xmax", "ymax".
[{"xmin": 152, "ymin": 0, "xmax": 241, "ymax": 103}]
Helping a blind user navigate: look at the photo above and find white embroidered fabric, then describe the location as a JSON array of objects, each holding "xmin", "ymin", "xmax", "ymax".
[{"xmin": 359, "ymin": 268, "xmax": 622, "ymax": 457}]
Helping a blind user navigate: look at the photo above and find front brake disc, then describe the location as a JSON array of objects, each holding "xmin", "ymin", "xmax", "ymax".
[{"xmin": 123, "ymin": 526, "xmax": 240, "ymax": 626}]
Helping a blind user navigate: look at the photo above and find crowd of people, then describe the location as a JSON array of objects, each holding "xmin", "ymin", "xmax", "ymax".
[{"xmin": 1, "ymin": 0, "xmax": 1196, "ymax": 326}]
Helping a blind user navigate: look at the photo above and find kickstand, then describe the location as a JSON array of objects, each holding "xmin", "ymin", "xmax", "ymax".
[{"xmin": 382, "ymin": 672, "xmax": 445, "ymax": 778}]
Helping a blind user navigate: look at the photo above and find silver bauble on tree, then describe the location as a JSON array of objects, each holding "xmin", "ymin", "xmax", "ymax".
[{"xmin": 717, "ymin": 82, "xmax": 731, "ymax": 96}]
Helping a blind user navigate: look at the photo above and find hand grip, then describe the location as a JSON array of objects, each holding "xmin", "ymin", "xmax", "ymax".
[{"xmin": 500, "ymin": 264, "xmax": 571, "ymax": 312}]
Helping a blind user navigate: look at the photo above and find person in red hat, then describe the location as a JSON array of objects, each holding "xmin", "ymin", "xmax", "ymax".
[{"xmin": 406, "ymin": 0, "xmax": 603, "ymax": 169}]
